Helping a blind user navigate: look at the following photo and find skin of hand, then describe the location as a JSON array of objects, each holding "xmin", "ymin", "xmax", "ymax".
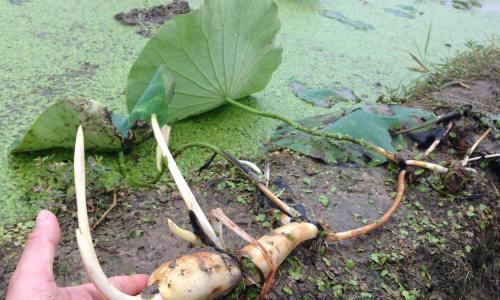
[{"xmin": 6, "ymin": 210, "xmax": 149, "ymax": 300}]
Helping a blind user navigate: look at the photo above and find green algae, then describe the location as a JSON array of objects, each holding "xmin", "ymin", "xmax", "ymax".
[{"xmin": 1, "ymin": 0, "xmax": 500, "ymax": 225}]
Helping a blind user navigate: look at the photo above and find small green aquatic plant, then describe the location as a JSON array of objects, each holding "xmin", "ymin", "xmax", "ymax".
[{"xmin": 408, "ymin": 22, "xmax": 433, "ymax": 73}]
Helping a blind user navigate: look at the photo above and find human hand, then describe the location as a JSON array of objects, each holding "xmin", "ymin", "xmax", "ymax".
[{"xmin": 6, "ymin": 210, "xmax": 148, "ymax": 300}]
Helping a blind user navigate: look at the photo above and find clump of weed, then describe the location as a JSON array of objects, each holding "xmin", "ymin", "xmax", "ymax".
[{"xmin": 381, "ymin": 42, "xmax": 500, "ymax": 104}]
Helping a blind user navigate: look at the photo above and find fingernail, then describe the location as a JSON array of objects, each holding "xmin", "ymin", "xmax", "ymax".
[{"xmin": 36, "ymin": 210, "xmax": 51, "ymax": 225}]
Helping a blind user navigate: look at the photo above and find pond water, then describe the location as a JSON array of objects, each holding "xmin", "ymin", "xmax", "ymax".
[{"xmin": 0, "ymin": 0, "xmax": 499, "ymax": 224}]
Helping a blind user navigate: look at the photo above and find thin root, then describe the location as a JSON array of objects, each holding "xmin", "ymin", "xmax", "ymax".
[{"xmin": 92, "ymin": 191, "xmax": 118, "ymax": 230}]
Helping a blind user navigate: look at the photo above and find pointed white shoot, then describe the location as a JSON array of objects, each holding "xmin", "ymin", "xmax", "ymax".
[
  {"xmin": 74, "ymin": 126, "xmax": 143, "ymax": 300},
  {"xmin": 167, "ymin": 219, "xmax": 202, "ymax": 246},
  {"xmin": 151, "ymin": 114, "xmax": 222, "ymax": 249},
  {"xmin": 238, "ymin": 160, "xmax": 263, "ymax": 175}
]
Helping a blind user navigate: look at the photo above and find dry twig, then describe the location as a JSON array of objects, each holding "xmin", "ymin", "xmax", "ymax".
[
  {"xmin": 423, "ymin": 121, "xmax": 454, "ymax": 158},
  {"xmin": 92, "ymin": 191, "xmax": 118, "ymax": 230},
  {"xmin": 211, "ymin": 208, "xmax": 276, "ymax": 299},
  {"xmin": 462, "ymin": 128, "xmax": 492, "ymax": 166}
]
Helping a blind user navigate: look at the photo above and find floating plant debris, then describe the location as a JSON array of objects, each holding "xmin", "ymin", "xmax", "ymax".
[
  {"xmin": 320, "ymin": 10, "xmax": 375, "ymax": 31},
  {"xmin": 384, "ymin": 8, "xmax": 416, "ymax": 19},
  {"xmin": 289, "ymin": 80, "xmax": 360, "ymax": 108}
]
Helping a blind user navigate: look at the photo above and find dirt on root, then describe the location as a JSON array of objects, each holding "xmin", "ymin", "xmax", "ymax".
[{"xmin": 114, "ymin": 0, "xmax": 190, "ymax": 37}]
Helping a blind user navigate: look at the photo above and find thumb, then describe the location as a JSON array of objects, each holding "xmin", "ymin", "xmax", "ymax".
[{"xmin": 12, "ymin": 210, "xmax": 61, "ymax": 281}]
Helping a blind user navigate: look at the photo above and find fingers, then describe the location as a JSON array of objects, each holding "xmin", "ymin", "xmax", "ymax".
[
  {"xmin": 64, "ymin": 274, "xmax": 149, "ymax": 299},
  {"xmin": 12, "ymin": 210, "xmax": 61, "ymax": 281},
  {"xmin": 108, "ymin": 274, "xmax": 150, "ymax": 296},
  {"xmin": 6, "ymin": 210, "xmax": 61, "ymax": 300}
]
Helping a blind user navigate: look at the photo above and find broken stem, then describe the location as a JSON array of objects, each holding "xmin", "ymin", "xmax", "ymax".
[
  {"xmin": 404, "ymin": 160, "xmax": 449, "ymax": 173},
  {"xmin": 462, "ymin": 128, "xmax": 492, "ymax": 167},
  {"xmin": 462, "ymin": 153, "xmax": 500, "ymax": 163},
  {"xmin": 423, "ymin": 121, "xmax": 453, "ymax": 158},
  {"xmin": 395, "ymin": 105, "xmax": 470, "ymax": 135},
  {"xmin": 225, "ymin": 97, "xmax": 397, "ymax": 162}
]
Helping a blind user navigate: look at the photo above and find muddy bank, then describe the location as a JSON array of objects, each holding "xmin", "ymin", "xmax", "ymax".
[
  {"xmin": 114, "ymin": 0, "xmax": 191, "ymax": 37},
  {"xmin": 1, "ymin": 49, "xmax": 499, "ymax": 297},
  {"xmin": 1, "ymin": 144, "xmax": 498, "ymax": 299}
]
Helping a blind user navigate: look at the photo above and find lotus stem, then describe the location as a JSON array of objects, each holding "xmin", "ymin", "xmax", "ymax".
[
  {"xmin": 225, "ymin": 97, "xmax": 397, "ymax": 162},
  {"xmin": 404, "ymin": 160, "xmax": 449, "ymax": 173},
  {"xmin": 151, "ymin": 114, "xmax": 222, "ymax": 249},
  {"xmin": 173, "ymin": 142, "xmax": 299, "ymax": 218}
]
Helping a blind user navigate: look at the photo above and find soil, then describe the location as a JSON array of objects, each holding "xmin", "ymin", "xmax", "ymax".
[
  {"xmin": 114, "ymin": 0, "xmax": 190, "ymax": 37},
  {"xmin": 1, "ymin": 73, "xmax": 499, "ymax": 298}
]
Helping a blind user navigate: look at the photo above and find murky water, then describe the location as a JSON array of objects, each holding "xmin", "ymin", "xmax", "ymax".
[{"xmin": 0, "ymin": 0, "xmax": 499, "ymax": 224}]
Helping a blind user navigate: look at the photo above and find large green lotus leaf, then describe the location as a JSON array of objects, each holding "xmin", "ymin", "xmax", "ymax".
[
  {"xmin": 11, "ymin": 99, "xmax": 122, "ymax": 153},
  {"xmin": 115, "ymin": 65, "xmax": 175, "ymax": 138},
  {"xmin": 126, "ymin": 0, "xmax": 282, "ymax": 123},
  {"xmin": 269, "ymin": 104, "xmax": 436, "ymax": 166}
]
